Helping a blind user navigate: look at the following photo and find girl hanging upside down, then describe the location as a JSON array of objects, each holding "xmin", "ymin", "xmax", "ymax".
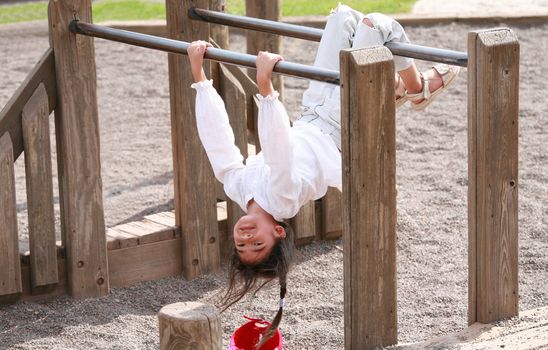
[{"xmin": 187, "ymin": 4, "xmax": 459, "ymax": 347}]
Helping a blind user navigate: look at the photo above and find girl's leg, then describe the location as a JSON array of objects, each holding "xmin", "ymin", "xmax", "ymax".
[
  {"xmin": 312, "ymin": 4, "xmax": 364, "ymax": 71},
  {"xmin": 353, "ymin": 13, "xmax": 459, "ymax": 109}
]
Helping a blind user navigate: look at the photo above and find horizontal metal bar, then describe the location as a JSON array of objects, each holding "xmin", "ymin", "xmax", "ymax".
[
  {"xmin": 189, "ymin": 7, "xmax": 468, "ymax": 67},
  {"xmin": 69, "ymin": 21, "xmax": 340, "ymax": 84}
]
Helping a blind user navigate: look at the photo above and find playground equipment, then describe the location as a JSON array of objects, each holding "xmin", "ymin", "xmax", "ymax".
[{"xmin": 0, "ymin": 1, "xmax": 518, "ymax": 349}]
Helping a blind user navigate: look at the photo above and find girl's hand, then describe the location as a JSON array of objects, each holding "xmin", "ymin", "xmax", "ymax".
[
  {"xmin": 188, "ymin": 40, "xmax": 212, "ymax": 82},
  {"xmin": 256, "ymin": 51, "xmax": 283, "ymax": 97}
]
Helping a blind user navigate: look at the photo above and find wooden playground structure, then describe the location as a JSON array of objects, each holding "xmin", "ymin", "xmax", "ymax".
[{"xmin": 0, "ymin": 0, "xmax": 519, "ymax": 349}]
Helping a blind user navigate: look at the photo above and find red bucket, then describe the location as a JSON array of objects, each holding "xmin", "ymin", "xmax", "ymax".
[{"xmin": 228, "ymin": 317, "xmax": 283, "ymax": 350}]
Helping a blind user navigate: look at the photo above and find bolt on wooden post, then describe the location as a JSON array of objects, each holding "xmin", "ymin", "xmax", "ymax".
[{"xmin": 340, "ymin": 46, "xmax": 397, "ymax": 349}]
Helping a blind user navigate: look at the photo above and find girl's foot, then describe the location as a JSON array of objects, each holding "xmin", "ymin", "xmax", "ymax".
[
  {"xmin": 407, "ymin": 64, "xmax": 460, "ymax": 111},
  {"xmin": 395, "ymin": 74, "xmax": 408, "ymax": 109}
]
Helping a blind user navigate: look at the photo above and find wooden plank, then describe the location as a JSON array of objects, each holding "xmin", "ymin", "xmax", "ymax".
[
  {"xmin": 468, "ymin": 29, "xmax": 519, "ymax": 324},
  {"xmin": 321, "ymin": 188, "xmax": 343, "ymax": 240},
  {"xmin": 245, "ymin": 0, "xmax": 284, "ymax": 98},
  {"xmin": 108, "ymin": 238, "xmax": 183, "ymax": 288},
  {"xmin": 48, "ymin": 0, "xmax": 109, "ymax": 298},
  {"xmin": 218, "ymin": 64, "xmax": 248, "ymax": 262},
  {"xmin": 0, "ymin": 48, "xmax": 56, "ymax": 160},
  {"xmin": 166, "ymin": 0, "xmax": 220, "ymax": 278},
  {"xmin": 144, "ymin": 211, "xmax": 176, "ymax": 228},
  {"xmin": 114, "ymin": 220, "xmax": 176, "ymax": 245},
  {"xmin": 105, "ymin": 228, "xmax": 140, "ymax": 250},
  {"xmin": 22, "ymin": 82, "xmax": 59, "ymax": 293},
  {"xmin": 341, "ymin": 47, "xmax": 397, "ymax": 349},
  {"xmin": 20, "ymin": 245, "xmax": 66, "ymax": 300},
  {"xmin": 291, "ymin": 201, "xmax": 316, "ymax": 246},
  {"xmin": 0, "ymin": 133, "xmax": 22, "ymax": 303}
]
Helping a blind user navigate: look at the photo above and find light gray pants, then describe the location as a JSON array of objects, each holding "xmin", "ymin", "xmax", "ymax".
[{"xmin": 296, "ymin": 4, "xmax": 413, "ymax": 150}]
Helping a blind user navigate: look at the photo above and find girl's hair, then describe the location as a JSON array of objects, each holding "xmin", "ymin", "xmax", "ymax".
[{"xmin": 220, "ymin": 221, "xmax": 295, "ymax": 348}]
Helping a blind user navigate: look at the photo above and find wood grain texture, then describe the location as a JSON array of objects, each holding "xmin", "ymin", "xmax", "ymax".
[
  {"xmin": 291, "ymin": 201, "xmax": 316, "ymax": 246},
  {"xmin": 0, "ymin": 48, "xmax": 56, "ymax": 160},
  {"xmin": 245, "ymin": 0, "xmax": 284, "ymax": 99},
  {"xmin": 341, "ymin": 47, "xmax": 397, "ymax": 349},
  {"xmin": 158, "ymin": 302, "xmax": 222, "ymax": 350},
  {"xmin": 48, "ymin": 0, "xmax": 109, "ymax": 298},
  {"xmin": 467, "ymin": 29, "xmax": 519, "ymax": 325},
  {"xmin": 321, "ymin": 188, "xmax": 343, "ymax": 240},
  {"xmin": 166, "ymin": 0, "xmax": 220, "ymax": 278},
  {"xmin": 108, "ymin": 238, "xmax": 183, "ymax": 288},
  {"xmin": 0, "ymin": 133, "xmax": 22, "ymax": 303},
  {"xmin": 22, "ymin": 83, "xmax": 58, "ymax": 292}
]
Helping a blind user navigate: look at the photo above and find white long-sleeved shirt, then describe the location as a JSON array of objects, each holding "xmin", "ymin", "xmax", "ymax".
[{"xmin": 191, "ymin": 80, "xmax": 341, "ymax": 221}]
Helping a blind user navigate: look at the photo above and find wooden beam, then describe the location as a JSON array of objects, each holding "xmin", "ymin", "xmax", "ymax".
[
  {"xmin": 341, "ymin": 46, "xmax": 397, "ymax": 349},
  {"xmin": 108, "ymin": 238, "xmax": 183, "ymax": 288},
  {"xmin": 467, "ymin": 28, "xmax": 519, "ymax": 325},
  {"xmin": 166, "ymin": 0, "xmax": 220, "ymax": 279},
  {"xmin": 22, "ymin": 83, "xmax": 58, "ymax": 293},
  {"xmin": 321, "ymin": 188, "xmax": 343, "ymax": 240},
  {"xmin": 0, "ymin": 133, "xmax": 22, "ymax": 303},
  {"xmin": 48, "ymin": 0, "xmax": 109, "ymax": 298},
  {"xmin": 291, "ymin": 201, "xmax": 316, "ymax": 246},
  {"xmin": 0, "ymin": 49, "xmax": 56, "ymax": 160}
]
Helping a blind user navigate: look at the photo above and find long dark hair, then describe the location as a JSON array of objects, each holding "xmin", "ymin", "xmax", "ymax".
[{"xmin": 220, "ymin": 221, "xmax": 294, "ymax": 349}]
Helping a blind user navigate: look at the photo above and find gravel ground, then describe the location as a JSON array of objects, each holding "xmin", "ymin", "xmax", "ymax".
[{"xmin": 0, "ymin": 18, "xmax": 546, "ymax": 349}]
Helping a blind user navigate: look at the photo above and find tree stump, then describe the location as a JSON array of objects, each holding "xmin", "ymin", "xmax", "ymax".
[{"xmin": 158, "ymin": 302, "xmax": 222, "ymax": 350}]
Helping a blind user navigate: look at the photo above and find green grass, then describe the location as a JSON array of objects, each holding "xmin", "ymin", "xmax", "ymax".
[{"xmin": 0, "ymin": 0, "xmax": 415, "ymax": 25}]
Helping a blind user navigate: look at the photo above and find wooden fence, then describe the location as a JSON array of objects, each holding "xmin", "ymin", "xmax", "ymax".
[{"xmin": 0, "ymin": 0, "xmax": 518, "ymax": 349}]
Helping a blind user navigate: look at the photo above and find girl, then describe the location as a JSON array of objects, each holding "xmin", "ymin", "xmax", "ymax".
[{"xmin": 188, "ymin": 4, "xmax": 459, "ymax": 347}]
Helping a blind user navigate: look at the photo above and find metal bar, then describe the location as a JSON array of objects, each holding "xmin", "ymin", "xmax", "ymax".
[
  {"xmin": 189, "ymin": 7, "xmax": 468, "ymax": 67},
  {"xmin": 69, "ymin": 21, "xmax": 340, "ymax": 84}
]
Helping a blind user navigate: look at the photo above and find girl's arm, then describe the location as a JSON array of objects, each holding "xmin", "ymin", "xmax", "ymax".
[
  {"xmin": 188, "ymin": 41, "xmax": 247, "ymax": 206},
  {"xmin": 255, "ymin": 52, "xmax": 302, "ymax": 218}
]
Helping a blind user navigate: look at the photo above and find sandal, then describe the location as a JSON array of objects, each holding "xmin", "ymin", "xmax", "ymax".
[
  {"xmin": 407, "ymin": 64, "xmax": 460, "ymax": 111},
  {"xmin": 395, "ymin": 74, "xmax": 408, "ymax": 109}
]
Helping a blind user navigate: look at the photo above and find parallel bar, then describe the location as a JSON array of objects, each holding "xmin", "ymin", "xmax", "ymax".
[
  {"xmin": 69, "ymin": 21, "xmax": 340, "ymax": 84},
  {"xmin": 189, "ymin": 7, "xmax": 468, "ymax": 67}
]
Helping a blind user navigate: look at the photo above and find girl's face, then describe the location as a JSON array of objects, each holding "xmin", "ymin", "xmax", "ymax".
[{"xmin": 233, "ymin": 212, "xmax": 286, "ymax": 264}]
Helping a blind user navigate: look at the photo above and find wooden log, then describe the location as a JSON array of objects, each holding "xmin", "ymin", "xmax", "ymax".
[
  {"xmin": 0, "ymin": 133, "xmax": 22, "ymax": 303},
  {"xmin": 340, "ymin": 46, "xmax": 397, "ymax": 349},
  {"xmin": 218, "ymin": 64, "xmax": 248, "ymax": 262},
  {"xmin": 158, "ymin": 302, "xmax": 222, "ymax": 350},
  {"xmin": 467, "ymin": 29, "xmax": 519, "ymax": 325},
  {"xmin": 245, "ymin": 0, "xmax": 284, "ymax": 99},
  {"xmin": 321, "ymin": 188, "xmax": 343, "ymax": 240},
  {"xmin": 0, "ymin": 48, "xmax": 56, "ymax": 160},
  {"xmin": 166, "ymin": 0, "xmax": 220, "ymax": 278},
  {"xmin": 22, "ymin": 82, "xmax": 58, "ymax": 293},
  {"xmin": 48, "ymin": 0, "xmax": 109, "ymax": 298}
]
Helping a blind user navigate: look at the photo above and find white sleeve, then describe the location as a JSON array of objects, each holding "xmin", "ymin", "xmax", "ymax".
[
  {"xmin": 256, "ymin": 91, "xmax": 301, "ymax": 217},
  {"xmin": 191, "ymin": 80, "xmax": 245, "ymax": 184}
]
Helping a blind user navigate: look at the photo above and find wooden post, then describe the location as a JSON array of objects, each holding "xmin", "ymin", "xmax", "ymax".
[
  {"xmin": 158, "ymin": 302, "xmax": 221, "ymax": 350},
  {"xmin": 245, "ymin": 0, "xmax": 283, "ymax": 98},
  {"xmin": 467, "ymin": 29, "xmax": 519, "ymax": 325},
  {"xmin": 341, "ymin": 46, "xmax": 397, "ymax": 349},
  {"xmin": 48, "ymin": 0, "xmax": 109, "ymax": 298},
  {"xmin": 291, "ymin": 201, "xmax": 316, "ymax": 246},
  {"xmin": 0, "ymin": 133, "xmax": 22, "ymax": 303},
  {"xmin": 22, "ymin": 83, "xmax": 58, "ymax": 293},
  {"xmin": 166, "ymin": 0, "xmax": 220, "ymax": 278},
  {"xmin": 321, "ymin": 188, "xmax": 343, "ymax": 240}
]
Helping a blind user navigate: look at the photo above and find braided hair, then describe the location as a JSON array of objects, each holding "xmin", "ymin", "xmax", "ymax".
[{"xmin": 220, "ymin": 222, "xmax": 294, "ymax": 347}]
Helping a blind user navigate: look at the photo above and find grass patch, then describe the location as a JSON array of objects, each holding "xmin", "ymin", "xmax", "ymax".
[{"xmin": 0, "ymin": 0, "xmax": 415, "ymax": 25}]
